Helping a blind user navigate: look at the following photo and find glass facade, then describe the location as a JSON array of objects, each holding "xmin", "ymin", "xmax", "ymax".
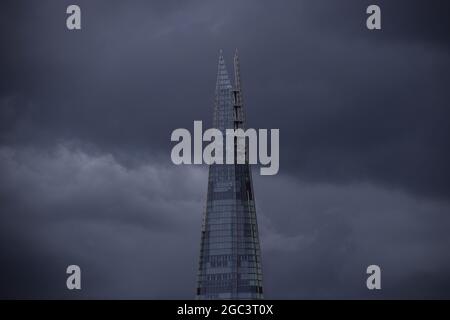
[{"xmin": 196, "ymin": 51, "xmax": 263, "ymax": 299}]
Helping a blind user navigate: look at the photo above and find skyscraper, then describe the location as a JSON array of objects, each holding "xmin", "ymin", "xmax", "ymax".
[{"xmin": 196, "ymin": 50, "xmax": 264, "ymax": 300}]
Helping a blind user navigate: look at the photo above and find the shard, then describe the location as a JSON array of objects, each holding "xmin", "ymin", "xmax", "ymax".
[{"xmin": 196, "ymin": 50, "xmax": 264, "ymax": 299}]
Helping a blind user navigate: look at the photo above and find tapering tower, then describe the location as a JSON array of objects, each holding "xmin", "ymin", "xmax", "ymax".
[{"xmin": 196, "ymin": 50, "xmax": 264, "ymax": 299}]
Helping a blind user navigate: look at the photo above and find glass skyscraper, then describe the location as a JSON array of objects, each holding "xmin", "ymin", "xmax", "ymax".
[{"xmin": 196, "ymin": 50, "xmax": 264, "ymax": 299}]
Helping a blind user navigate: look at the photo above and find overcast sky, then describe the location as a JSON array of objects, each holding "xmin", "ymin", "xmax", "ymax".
[{"xmin": 1, "ymin": 0, "xmax": 450, "ymax": 299}]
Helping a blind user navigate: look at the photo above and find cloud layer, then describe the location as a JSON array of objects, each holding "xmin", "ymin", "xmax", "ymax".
[{"xmin": 1, "ymin": 0, "xmax": 449, "ymax": 298}]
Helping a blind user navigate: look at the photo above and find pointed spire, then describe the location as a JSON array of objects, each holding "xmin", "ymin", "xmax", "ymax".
[{"xmin": 216, "ymin": 49, "xmax": 232, "ymax": 91}]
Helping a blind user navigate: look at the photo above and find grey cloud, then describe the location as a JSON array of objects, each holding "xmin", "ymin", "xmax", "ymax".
[
  {"xmin": 0, "ymin": 144, "xmax": 206, "ymax": 298},
  {"xmin": 1, "ymin": 145, "xmax": 449, "ymax": 298},
  {"xmin": 1, "ymin": 0, "xmax": 449, "ymax": 198},
  {"xmin": 255, "ymin": 175, "xmax": 450, "ymax": 298},
  {"xmin": 0, "ymin": 145, "xmax": 450, "ymax": 298},
  {"xmin": 1, "ymin": 0, "xmax": 450, "ymax": 299}
]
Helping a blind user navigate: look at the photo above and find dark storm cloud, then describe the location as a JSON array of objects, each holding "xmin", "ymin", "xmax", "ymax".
[
  {"xmin": 0, "ymin": 145, "xmax": 206, "ymax": 298},
  {"xmin": 1, "ymin": 0, "xmax": 449, "ymax": 197},
  {"xmin": 254, "ymin": 175, "xmax": 450, "ymax": 298},
  {"xmin": 1, "ymin": 145, "xmax": 449, "ymax": 298},
  {"xmin": 1, "ymin": 0, "xmax": 450, "ymax": 299}
]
